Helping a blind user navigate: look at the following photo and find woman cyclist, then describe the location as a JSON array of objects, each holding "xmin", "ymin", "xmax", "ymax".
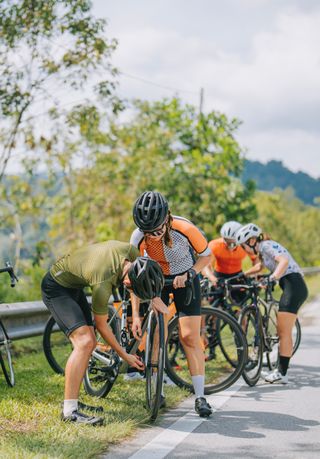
[
  {"xmin": 41, "ymin": 241, "xmax": 164, "ymax": 425},
  {"xmin": 236, "ymin": 223, "xmax": 308, "ymax": 384},
  {"xmin": 130, "ymin": 191, "xmax": 213, "ymax": 417},
  {"xmin": 202, "ymin": 221, "xmax": 257, "ymax": 303}
]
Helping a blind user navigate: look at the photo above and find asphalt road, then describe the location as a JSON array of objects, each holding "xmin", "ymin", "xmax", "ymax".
[{"xmin": 102, "ymin": 298, "xmax": 320, "ymax": 459}]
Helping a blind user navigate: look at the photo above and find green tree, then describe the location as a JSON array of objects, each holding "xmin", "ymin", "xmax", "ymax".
[
  {"xmin": 0, "ymin": 0, "xmax": 121, "ymax": 263},
  {"xmin": 38, "ymin": 97, "xmax": 257, "ymax": 248},
  {"xmin": 255, "ymin": 189, "xmax": 320, "ymax": 266}
]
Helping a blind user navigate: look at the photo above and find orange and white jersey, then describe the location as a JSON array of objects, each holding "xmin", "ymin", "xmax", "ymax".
[{"xmin": 130, "ymin": 216, "xmax": 211, "ymax": 276}]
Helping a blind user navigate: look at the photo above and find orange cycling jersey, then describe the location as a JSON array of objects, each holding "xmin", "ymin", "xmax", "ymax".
[
  {"xmin": 130, "ymin": 216, "xmax": 211, "ymax": 276},
  {"xmin": 209, "ymin": 238, "xmax": 254, "ymax": 274}
]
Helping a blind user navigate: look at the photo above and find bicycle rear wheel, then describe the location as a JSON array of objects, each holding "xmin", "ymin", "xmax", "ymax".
[
  {"xmin": 0, "ymin": 321, "xmax": 14, "ymax": 387},
  {"xmin": 292, "ymin": 318, "xmax": 301, "ymax": 355},
  {"xmin": 83, "ymin": 308, "xmax": 121, "ymax": 398},
  {"xmin": 165, "ymin": 307, "xmax": 247, "ymax": 395},
  {"xmin": 43, "ymin": 316, "xmax": 72, "ymax": 375},
  {"xmin": 145, "ymin": 311, "xmax": 165, "ymax": 422},
  {"xmin": 266, "ymin": 301, "xmax": 302, "ymax": 370},
  {"xmin": 239, "ymin": 305, "xmax": 264, "ymax": 386}
]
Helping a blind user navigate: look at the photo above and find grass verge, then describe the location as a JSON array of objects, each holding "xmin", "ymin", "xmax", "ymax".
[{"xmin": 0, "ymin": 336, "xmax": 188, "ymax": 459}]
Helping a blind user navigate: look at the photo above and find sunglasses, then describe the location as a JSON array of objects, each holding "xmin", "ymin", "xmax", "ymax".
[{"xmin": 144, "ymin": 220, "xmax": 167, "ymax": 237}]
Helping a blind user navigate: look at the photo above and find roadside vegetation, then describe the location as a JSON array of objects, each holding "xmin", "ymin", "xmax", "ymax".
[
  {"xmin": 0, "ymin": 335, "xmax": 188, "ymax": 459},
  {"xmin": 0, "ymin": 1, "xmax": 319, "ymax": 457}
]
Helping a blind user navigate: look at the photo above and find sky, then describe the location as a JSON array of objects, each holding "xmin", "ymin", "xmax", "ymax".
[{"xmin": 92, "ymin": 0, "xmax": 320, "ymax": 178}]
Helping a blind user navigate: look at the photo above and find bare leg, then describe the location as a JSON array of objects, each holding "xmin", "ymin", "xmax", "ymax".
[
  {"xmin": 64, "ymin": 325, "xmax": 96, "ymax": 400},
  {"xmin": 277, "ymin": 311, "xmax": 297, "ymax": 357},
  {"xmin": 178, "ymin": 316, "xmax": 204, "ymax": 376}
]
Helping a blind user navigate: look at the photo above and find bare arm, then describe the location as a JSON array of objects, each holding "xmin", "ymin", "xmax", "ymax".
[
  {"xmin": 94, "ymin": 314, "xmax": 144, "ymax": 370},
  {"xmin": 270, "ymin": 254, "xmax": 289, "ymax": 280},
  {"xmin": 244, "ymin": 259, "xmax": 263, "ymax": 276},
  {"xmin": 201, "ymin": 264, "xmax": 218, "ymax": 286}
]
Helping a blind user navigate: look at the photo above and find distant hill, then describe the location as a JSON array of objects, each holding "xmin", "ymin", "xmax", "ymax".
[{"xmin": 242, "ymin": 160, "xmax": 320, "ymax": 206}]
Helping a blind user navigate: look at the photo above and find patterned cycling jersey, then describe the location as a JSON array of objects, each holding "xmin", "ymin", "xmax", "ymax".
[
  {"xmin": 130, "ymin": 216, "xmax": 211, "ymax": 275},
  {"xmin": 259, "ymin": 240, "xmax": 302, "ymax": 278},
  {"xmin": 209, "ymin": 238, "xmax": 254, "ymax": 274}
]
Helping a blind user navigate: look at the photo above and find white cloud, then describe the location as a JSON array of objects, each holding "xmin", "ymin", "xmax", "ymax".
[
  {"xmin": 94, "ymin": 1, "xmax": 320, "ymax": 177},
  {"xmin": 238, "ymin": 128, "xmax": 320, "ymax": 178}
]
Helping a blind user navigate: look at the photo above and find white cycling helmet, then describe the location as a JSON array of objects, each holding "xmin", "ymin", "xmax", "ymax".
[
  {"xmin": 235, "ymin": 223, "xmax": 262, "ymax": 245},
  {"xmin": 220, "ymin": 221, "xmax": 242, "ymax": 241}
]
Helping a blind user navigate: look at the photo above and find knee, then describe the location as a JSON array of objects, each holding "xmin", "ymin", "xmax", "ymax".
[
  {"xmin": 180, "ymin": 333, "xmax": 198, "ymax": 349},
  {"xmin": 73, "ymin": 333, "xmax": 97, "ymax": 354}
]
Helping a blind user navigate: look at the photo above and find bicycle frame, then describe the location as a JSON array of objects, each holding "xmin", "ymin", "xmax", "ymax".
[{"xmin": 228, "ymin": 277, "xmax": 277, "ymax": 352}]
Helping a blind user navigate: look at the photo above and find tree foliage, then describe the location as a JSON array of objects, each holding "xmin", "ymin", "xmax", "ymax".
[
  {"xmin": 32, "ymin": 97, "xmax": 257, "ymax": 252},
  {"xmin": 255, "ymin": 189, "xmax": 320, "ymax": 266}
]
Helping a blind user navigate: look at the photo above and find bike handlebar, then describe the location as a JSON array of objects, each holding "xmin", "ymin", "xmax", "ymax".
[
  {"xmin": 164, "ymin": 274, "xmax": 194, "ymax": 306},
  {"xmin": 0, "ymin": 262, "xmax": 19, "ymax": 288}
]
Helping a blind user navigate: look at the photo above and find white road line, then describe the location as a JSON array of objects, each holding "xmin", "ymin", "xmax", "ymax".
[{"xmin": 129, "ymin": 379, "xmax": 245, "ymax": 459}]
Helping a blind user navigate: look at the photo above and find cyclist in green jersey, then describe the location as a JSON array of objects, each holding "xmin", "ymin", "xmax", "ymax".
[{"xmin": 41, "ymin": 240, "xmax": 165, "ymax": 426}]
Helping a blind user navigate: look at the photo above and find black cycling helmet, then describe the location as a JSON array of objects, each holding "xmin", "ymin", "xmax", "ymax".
[
  {"xmin": 133, "ymin": 191, "xmax": 168, "ymax": 231},
  {"xmin": 128, "ymin": 257, "xmax": 164, "ymax": 300}
]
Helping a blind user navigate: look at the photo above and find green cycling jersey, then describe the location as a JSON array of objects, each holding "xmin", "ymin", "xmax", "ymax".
[{"xmin": 50, "ymin": 240, "xmax": 139, "ymax": 314}]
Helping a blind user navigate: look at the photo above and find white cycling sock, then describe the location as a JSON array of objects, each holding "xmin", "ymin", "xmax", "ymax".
[
  {"xmin": 63, "ymin": 399, "xmax": 78, "ymax": 417},
  {"xmin": 192, "ymin": 375, "xmax": 205, "ymax": 399}
]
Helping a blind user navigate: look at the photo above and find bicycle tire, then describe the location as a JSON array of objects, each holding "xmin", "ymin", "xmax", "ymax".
[
  {"xmin": 239, "ymin": 305, "xmax": 264, "ymax": 386},
  {"xmin": 213, "ymin": 299, "xmax": 243, "ymax": 368},
  {"xmin": 43, "ymin": 315, "xmax": 72, "ymax": 375},
  {"xmin": 145, "ymin": 310, "xmax": 165, "ymax": 421},
  {"xmin": 83, "ymin": 312, "xmax": 121, "ymax": 398},
  {"xmin": 271, "ymin": 300, "xmax": 301, "ymax": 356},
  {"xmin": 0, "ymin": 321, "xmax": 14, "ymax": 387},
  {"xmin": 165, "ymin": 307, "xmax": 247, "ymax": 395},
  {"xmin": 292, "ymin": 318, "xmax": 301, "ymax": 355},
  {"xmin": 265, "ymin": 301, "xmax": 279, "ymax": 370},
  {"xmin": 265, "ymin": 301, "xmax": 302, "ymax": 370}
]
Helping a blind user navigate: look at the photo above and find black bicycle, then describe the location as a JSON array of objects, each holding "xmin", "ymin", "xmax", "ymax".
[
  {"xmin": 0, "ymin": 262, "xmax": 19, "ymax": 387},
  {"xmin": 165, "ymin": 277, "xmax": 248, "ymax": 394},
  {"xmin": 199, "ymin": 274, "xmax": 249, "ymax": 367},
  {"xmin": 238, "ymin": 275, "xmax": 301, "ymax": 386}
]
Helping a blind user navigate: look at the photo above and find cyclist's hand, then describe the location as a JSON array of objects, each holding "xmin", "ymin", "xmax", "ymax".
[
  {"xmin": 152, "ymin": 297, "xmax": 168, "ymax": 315},
  {"xmin": 131, "ymin": 317, "xmax": 142, "ymax": 340},
  {"xmin": 173, "ymin": 273, "xmax": 188, "ymax": 289},
  {"xmin": 210, "ymin": 275, "xmax": 218, "ymax": 287},
  {"xmin": 258, "ymin": 279, "xmax": 268, "ymax": 289},
  {"xmin": 124, "ymin": 353, "xmax": 145, "ymax": 371}
]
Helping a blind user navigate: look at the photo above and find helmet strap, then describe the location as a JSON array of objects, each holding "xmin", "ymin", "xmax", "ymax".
[{"xmin": 247, "ymin": 241, "xmax": 258, "ymax": 255}]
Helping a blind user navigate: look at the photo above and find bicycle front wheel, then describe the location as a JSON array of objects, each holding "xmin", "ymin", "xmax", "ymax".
[
  {"xmin": 0, "ymin": 321, "xmax": 14, "ymax": 387},
  {"xmin": 145, "ymin": 311, "xmax": 165, "ymax": 421},
  {"xmin": 165, "ymin": 307, "xmax": 247, "ymax": 395},
  {"xmin": 239, "ymin": 305, "xmax": 264, "ymax": 386}
]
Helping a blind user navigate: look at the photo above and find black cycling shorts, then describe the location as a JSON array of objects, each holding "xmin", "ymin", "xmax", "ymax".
[
  {"xmin": 161, "ymin": 274, "xmax": 201, "ymax": 317},
  {"xmin": 279, "ymin": 272, "xmax": 308, "ymax": 314},
  {"xmin": 41, "ymin": 271, "xmax": 93, "ymax": 337}
]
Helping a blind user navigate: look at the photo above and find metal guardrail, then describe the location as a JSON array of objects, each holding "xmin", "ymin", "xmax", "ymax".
[
  {"xmin": 0, "ymin": 267, "xmax": 319, "ymax": 341},
  {"xmin": 0, "ymin": 301, "xmax": 50, "ymax": 341}
]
